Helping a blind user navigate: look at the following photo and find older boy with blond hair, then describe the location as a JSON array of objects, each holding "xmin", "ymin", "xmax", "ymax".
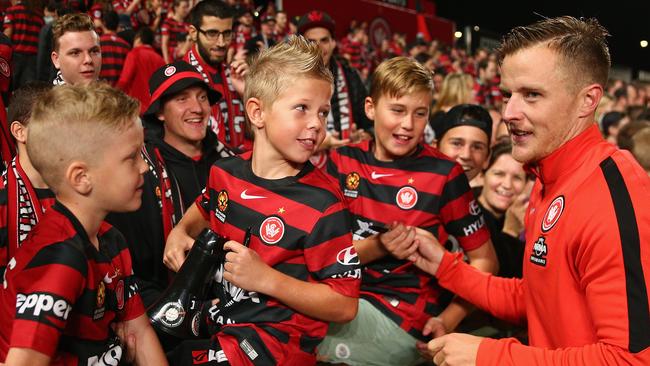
[
  {"xmin": 319, "ymin": 56, "xmax": 497, "ymax": 366},
  {"xmin": 163, "ymin": 36, "xmax": 361, "ymax": 365},
  {"xmin": 0, "ymin": 84, "xmax": 167, "ymax": 366}
]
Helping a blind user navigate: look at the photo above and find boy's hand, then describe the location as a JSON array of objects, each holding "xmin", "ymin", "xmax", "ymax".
[
  {"xmin": 428, "ymin": 333, "xmax": 482, "ymax": 366},
  {"xmin": 408, "ymin": 229, "xmax": 445, "ymax": 275},
  {"xmin": 379, "ymin": 222, "xmax": 418, "ymax": 260},
  {"xmin": 111, "ymin": 322, "xmax": 136, "ymax": 364},
  {"xmin": 223, "ymin": 240, "xmax": 273, "ymax": 294},
  {"xmin": 318, "ymin": 131, "xmax": 350, "ymax": 151},
  {"xmin": 416, "ymin": 317, "xmax": 448, "ymax": 360},
  {"xmin": 230, "ymin": 58, "xmax": 248, "ymax": 96},
  {"xmin": 163, "ymin": 227, "xmax": 195, "ymax": 272}
]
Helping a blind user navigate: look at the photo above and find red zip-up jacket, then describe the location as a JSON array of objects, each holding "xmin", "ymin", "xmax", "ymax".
[{"xmin": 434, "ymin": 124, "xmax": 650, "ymax": 365}]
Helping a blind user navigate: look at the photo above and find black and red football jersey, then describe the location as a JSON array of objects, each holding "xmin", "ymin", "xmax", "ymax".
[
  {"xmin": 195, "ymin": 153, "xmax": 360, "ymax": 365},
  {"xmin": 99, "ymin": 33, "xmax": 130, "ymax": 86},
  {"xmin": 2, "ymin": 3, "xmax": 42, "ymax": 55},
  {"xmin": 327, "ymin": 140, "xmax": 490, "ymax": 340},
  {"xmin": 160, "ymin": 17, "xmax": 188, "ymax": 60},
  {"xmin": 0, "ymin": 202, "xmax": 144, "ymax": 365}
]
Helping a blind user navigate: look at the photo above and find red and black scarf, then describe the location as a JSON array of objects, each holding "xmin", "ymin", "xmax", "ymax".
[
  {"xmin": 185, "ymin": 47, "xmax": 248, "ymax": 151},
  {"xmin": 331, "ymin": 60, "xmax": 356, "ymax": 140},
  {"xmin": 4, "ymin": 156, "xmax": 51, "ymax": 254},
  {"xmin": 141, "ymin": 146, "xmax": 181, "ymax": 240}
]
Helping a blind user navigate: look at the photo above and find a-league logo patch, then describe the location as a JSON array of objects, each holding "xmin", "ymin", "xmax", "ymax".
[
  {"xmin": 396, "ymin": 186, "xmax": 418, "ymax": 210},
  {"xmin": 216, "ymin": 190, "xmax": 228, "ymax": 222},
  {"xmin": 344, "ymin": 172, "xmax": 360, "ymax": 198},
  {"xmin": 541, "ymin": 196, "xmax": 564, "ymax": 233},
  {"xmin": 260, "ymin": 216, "xmax": 284, "ymax": 245},
  {"xmin": 530, "ymin": 236, "xmax": 548, "ymax": 266}
]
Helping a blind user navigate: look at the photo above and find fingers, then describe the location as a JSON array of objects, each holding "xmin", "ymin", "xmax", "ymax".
[
  {"xmin": 223, "ymin": 240, "xmax": 245, "ymax": 253},
  {"xmin": 125, "ymin": 334, "xmax": 136, "ymax": 363}
]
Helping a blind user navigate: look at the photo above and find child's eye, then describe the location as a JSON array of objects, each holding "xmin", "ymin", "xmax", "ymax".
[
  {"xmin": 319, "ymin": 110, "xmax": 330, "ymax": 118},
  {"xmin": 295, "ymin": 104, "xmax": 307, "ymax": 112}
]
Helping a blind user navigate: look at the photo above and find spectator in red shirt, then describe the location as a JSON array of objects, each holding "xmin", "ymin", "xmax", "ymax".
[{"xmin": 117, "ymin": 27, "xmax": 165, "ymax": 115}]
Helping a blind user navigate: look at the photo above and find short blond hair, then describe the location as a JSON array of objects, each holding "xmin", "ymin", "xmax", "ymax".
[
  {"xmin": 369, "ymin": 56, "xmax": 433, "ymax": 102},
  {"xmin": 27, "ymin": 83, "xmax": 140, "ymax": 191},
  {"xmin": 244, "ymin": 35, "xmax": 333, "ymax": 110}
]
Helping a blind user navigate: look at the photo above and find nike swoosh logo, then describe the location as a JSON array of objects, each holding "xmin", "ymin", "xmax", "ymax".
[
  {"xmin": 371, "ymin": 171, "xmax": 394, "ymax": 179},
  {"xmin": 240, "ymin": 189, "xmax": 266, "ymax": 200},
  {"xmin": 103, "ymin": 273, "xmax": 113, "ymax": 284}
]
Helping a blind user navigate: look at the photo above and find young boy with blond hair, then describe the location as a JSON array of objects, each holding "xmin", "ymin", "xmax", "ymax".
[
  {"xmin": 0, "ymin": 83, "xmax": 168, "ymax": 366},
  {"xmin": 318, "ymin": 56, "xmax": 498, "ymax": 366},
  {"xmin": 163, "ymin": 36, "xmax": 361, "ymax": 365}
]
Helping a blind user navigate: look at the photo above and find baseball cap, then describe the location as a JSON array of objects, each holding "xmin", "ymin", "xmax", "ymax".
[
  {"xmin": 434, "ymin": 104, "xmax": 492, "ymax": 142},
  {"xmin": 261, "ymin": 14, "xmax": 275, "ymax": 23},
  {"xmin": 297, "ymin": 10, "xmax": 335, "ymax": 36},
  {"xmin": 144, "ymin": 61, "xmax": 221, "ymax": 118}
]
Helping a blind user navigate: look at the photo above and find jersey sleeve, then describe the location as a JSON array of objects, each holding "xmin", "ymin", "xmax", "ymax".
[
  {"xmin": 160, "ymin": 19, "xmax": 170, "ymax": 36},
  {"xmin": 9, "ymin": 241, "xmax": 88, "ymax": 357},
  {"xmin": 116, "ymin": 272, "xmax": 145, "ymax": 322},
  {"xmin": 436, "ymin": 251, "xmax": 527, "ymax": 325},
  {"xmin": 438, "ymin": 163, "xmax": 490, "ymax": 251},
  {"xmin": 302, "ymin": 201, "xmax": 360, "ymax": 299},
  {"xmin": 194, "ymin": 166, "xmax": 215, "ymax": 220}
]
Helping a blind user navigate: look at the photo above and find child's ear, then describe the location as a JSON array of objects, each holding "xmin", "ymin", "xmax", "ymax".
[
  {"xmin": 65, "ymin": 161, "xmax": 92, "ymax": 195},
  {"xmin": 246, "ymin": 97, "xmax": 265, "ymax": 129},
  {"xmin": 364, "ymin": 96, "xmax": 375, "ymax": 121},
  {"xmin": 9, "ymin": 121, "xmax": 27, "ymax": 144}
]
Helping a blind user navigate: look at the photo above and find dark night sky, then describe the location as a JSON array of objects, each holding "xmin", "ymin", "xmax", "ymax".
[{"xmin": 434, "ymin": 1, "xmax": 650, "ymax": 74}]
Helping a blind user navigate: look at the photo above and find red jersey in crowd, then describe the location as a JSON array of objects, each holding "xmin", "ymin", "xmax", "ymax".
[
  {"xmin": 99, "ymin": 33, "xmax": 130, "ymax": 86},
  {"xmin": 435, "ymin": 125, "xmax": 650, "ymax": 365},
  {"xmin": 160, "ymin": 17, "xmax": 188, "ymax": 61},
  {"xmin": 116, "ymin": 44, "xmax": 165, "ymax": 115},
  {"xmin": 194, "ymin": 153, "xmax": 361, "ymax": 365},
  {"xmin": 3, "ymin": 2, "xmax": 42, "ymax": 55},
  {"xmin": 327, "ymin": 141, "xmax": 490, "ymax": 339},
  {"xmin": 473, "ymin": 77, "xmax": 502, "ymax": 107},
  {"xmin": 0, "ymin": 202, "xmax": 145, "ymax": 365}
]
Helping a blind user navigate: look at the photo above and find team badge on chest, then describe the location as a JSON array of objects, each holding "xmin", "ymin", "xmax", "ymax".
[
  {"xmin": 396, "ymin": 186, "xmax": 418, "ymax": 210},
  {"xmin": 541, "ymin": 195, "xmax": 564, "ymax": 233},
  {"xmin": 260, "ymin": 216, "xmax": 285, "ymax": 245}
]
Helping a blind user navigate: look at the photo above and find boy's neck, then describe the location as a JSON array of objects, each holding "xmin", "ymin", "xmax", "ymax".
[
  {"xmin": 16, "ymin": 146, "xmax": 48, "ymax": 189},
  {"xmin": 57, "ymin": 196, "xmax": 105, "ymax": 248},
  {"xmin": 251, "ymin": 145, "xmax": 302, "ymax": 179}
]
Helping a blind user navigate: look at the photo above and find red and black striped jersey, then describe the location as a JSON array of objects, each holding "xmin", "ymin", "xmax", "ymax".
[
  {"xmin": 327, "ymin": 140, "xmax": 490, "ymax": 340},
  {"xmin": 2, "ymin": 3, "xmax": 42, "ymax": 54},
  {"xmin": 111, "ymin": 0, "xmax": 140, "ymax": 29},
  {"xmin": 195, "ymin": 153, "xmax": 360, "ymax": 365},
  {"xmin": 99, "ymin": 33, "xmax": 130, "ymax": 86},
  {"xmin": 160, "ymin": 17, "xmax": 188, "ymax": 61},
  {"xmin": 0, "ymin": 202, "xmax": 144, "ymax": 365}
]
